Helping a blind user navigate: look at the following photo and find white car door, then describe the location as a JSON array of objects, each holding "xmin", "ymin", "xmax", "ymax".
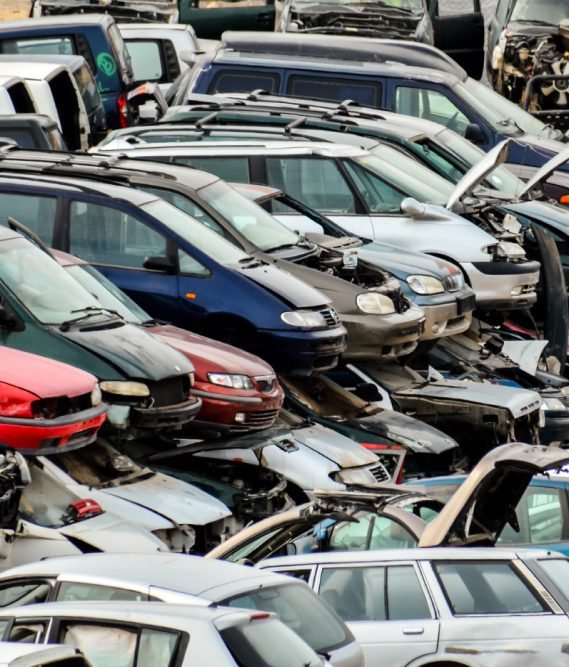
[{"xmin": 314, "ymin": 562, "xmax": 439, "ymax": 667}]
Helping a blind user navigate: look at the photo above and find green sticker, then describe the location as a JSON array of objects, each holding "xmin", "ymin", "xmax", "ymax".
[{"xmin": 96, "ymin": 52, "xmax": 117, "ymax": 77}]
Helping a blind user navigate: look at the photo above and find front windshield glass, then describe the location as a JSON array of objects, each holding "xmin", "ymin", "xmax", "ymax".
[
  {"xmin": 141, "ymin": 198, "xmax": 251, "ymax": 266},
  {"xmin": 200, "ymin": 181, "xmax": 301, "ymax": 252},
  {"xmin": 511, "ymin": 0, "xmax": 567, "ymax": 25},
  {"xmin": 294, "ymin": 0, "xmax": 423, "ymax": 7},
  {"xmin": 66, "ymin": 264, "xmax": 148, "ymax": 325},
  {"xmin": 0, "ymin": 238, "xmax": 114, "ymax": 325},
  {"xmin": 461, "ymin": 78, "xmax": 560, "ymax": 140}
]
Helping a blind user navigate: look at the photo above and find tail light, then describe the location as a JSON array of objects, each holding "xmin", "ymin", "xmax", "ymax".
[
  {"xmin": 62, "ymin": 498, "xmax": 104, "ymax": 524},
  {"xmin": 117, "ymin": 92, "xmax": 129, "ymax": 128}
]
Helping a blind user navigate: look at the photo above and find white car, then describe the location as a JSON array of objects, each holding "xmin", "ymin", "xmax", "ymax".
[
  {"xmin": 0, "ymin": 602, "xmax": 328, "ymax": 667},
  {"xmin": 0, "ymin": 553, "xmax": 362, "ymax": 667},
  {"xmin": 0, "ymin": 643, "xmax": 90, "ymax": 667}
]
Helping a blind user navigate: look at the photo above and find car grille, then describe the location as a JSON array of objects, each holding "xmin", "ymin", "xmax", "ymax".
[
  {"xmin": 146, "ymin": 376, "xmax": 190, "ymax": 408},
  {"xmin": 443, "ymin": 274, "xmax": 462, "ymax": 292},
  {"xmin": 254, "ymin": 375, "xmax": 278, "ymax": 393},
  {"xmin": 369, "ymin": 464, "xmax": 390, "ymax": 483},
  {"xmin": 320, "ymin": 307, "xmax": 341, "ymax": 327},
  {"xmin": 245, "ymin": 409, "xmax": 280, "ymax": 427}
]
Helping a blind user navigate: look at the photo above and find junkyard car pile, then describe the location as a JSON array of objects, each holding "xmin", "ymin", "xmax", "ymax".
[{"xmin": 0, "ymin": 1, "xmax": 569, "ymax": 666}]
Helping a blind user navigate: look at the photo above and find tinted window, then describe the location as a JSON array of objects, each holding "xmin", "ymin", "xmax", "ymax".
[
  {"xmin": 210, "ymin": 70, "xmax": 280, "ymax": 94},
  {"xmin": 57, "ymin": 581, "xmax": 145, "ymax": 602},
  {"xmin": 223, "ymin": 582, "xmax": 348, "ymax": 653},
  {"xmin": 288, "ymin": 75, "xmax": 381, "ymax": 107},
  {"xmin": 69, "ymin": 200, "xmax": 167, "ymax": 268},
  {"xmin": 1, "ymin": 36, "xmax": 74, "ymax": 55},
  {"xmin": 266, "ymin": 157, "xmax": 356, "ymax": 214},
  {"xmin": 395, "ymin": 86, "xmax": 470, "ymax": 136},
  {"xmin": 126, "ymin": 40, "xmax": 164, "ymax": 83},
  {"xmin": 0, "ymin": 581, "xmax": 51, "ymax": 608},
  {"xmin": 0, "ymin": 191, "xmax": 57, "ymax": 243},
  {"xmin": 172, "ymin": 156, "xmax": 250, "ymax": 183},
  {"xmin": 434, "ymin": 561, "xmax": 547, "ymax": 615}
]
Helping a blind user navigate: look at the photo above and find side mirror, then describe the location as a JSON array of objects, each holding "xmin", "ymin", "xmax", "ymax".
[
  {"xmin": 143, "ymin": 256, "xmax": 176, "ymax": 274},
  {"xmin": 400, "ymin": 197, "xmax": 426, "ymax": 218},
  {"xmin": 0, "ymin": 302, "xmax": 20, "ymax": 330},
  {"xmin": 353, "ymin": 382, "xmax": 382, "ymax": 403},
  {"xmin": 464, "ymin": 123, "xmax": 485, "ymax": 145}
]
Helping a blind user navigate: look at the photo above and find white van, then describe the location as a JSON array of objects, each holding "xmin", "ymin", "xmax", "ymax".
[{"xmin": 0, "ymin": 62, "xmax": 90, "ymax": 150}]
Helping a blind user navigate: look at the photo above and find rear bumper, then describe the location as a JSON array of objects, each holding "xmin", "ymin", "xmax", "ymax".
[
  {"xmin": 0, "ymin": 403, "xmax": 106, "ymax": 455},
  {"xmin": 463, "ymin": 260, "xmax": 540, "ymax": 310}
]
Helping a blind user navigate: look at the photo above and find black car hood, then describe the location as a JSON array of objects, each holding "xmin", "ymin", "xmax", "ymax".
[
  {"xmin": 233, "ymin": 262, "xmax": 329, "ymax": 309},
  {"xmin": 59, "ymin": 322, "xmax": 194, "ymax": 381}
]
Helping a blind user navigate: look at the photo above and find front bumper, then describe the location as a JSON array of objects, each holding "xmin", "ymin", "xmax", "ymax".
[
  {"xmin": 0, "ymin": 403, "xmax": 106, "ymax": 455},
  {"xmin": 131, "ymin": 396, "xmax": 202, "ymax": 432},
  {"xmin": 462, "ymin": 260, "xmax": 540, "ymax": 310},
  {"xmin": 420, "ymin": 293, "xmax": 475, "ymax": 341},
  {"xmin": 342, "ymin": 305, "xmax": 425, "ymax": 361},
  {"xmin": 256, "ymin": 325, "xmax": 347, "ymax": 376}
]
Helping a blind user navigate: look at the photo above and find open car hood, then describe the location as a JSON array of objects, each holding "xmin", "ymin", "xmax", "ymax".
[
  {"xmin": 418, "ymin": 443, "xmax": 569, "ymax": 548},
  {"xmin": 520, "ymin": 143, "xmax": 569, "ymax": 199},
  {"xmin": 446, "ymin": 140, "xmax": 510, "ymax": 212}
]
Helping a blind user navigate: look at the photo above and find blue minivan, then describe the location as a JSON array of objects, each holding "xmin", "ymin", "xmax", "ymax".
[
  {"xmin": 182, "ymin": 32, "xmax": 568, "ymax": 172},
  {"xmin": 0, "ymin": 173, "xmax": 346, "ymax": 375}
]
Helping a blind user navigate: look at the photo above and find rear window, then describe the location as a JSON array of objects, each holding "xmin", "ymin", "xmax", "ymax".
[
  {"xmin": 73, "ymin": 63, "xmax": 103, "ymax": 115},
  {"xmin": 126, "ymin": 40, "xmax": 164, "ymax": 83},
  {"xmin": 221, "ymin": 582, "xmax": 349, "ymax": 653},
  {"xmin": 287, "ymin": 75, "xmax": 381, "ymax": 107},
  {"xmin": 221, "ymin": 617, "xmax": 323, "ymax": 667},
  {"xmin": 1, "ymin": 36, "xmax": 74, "ymax": 55},
  {"xmin": 210, "ymin": 70, "xmax": 279, "ymax": 94}
]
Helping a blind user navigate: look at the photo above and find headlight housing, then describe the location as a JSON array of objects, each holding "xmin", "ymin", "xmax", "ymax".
[
  {"xmin": 90, "ymin": 384, "xmax": 102, "ymax": 406},
  {"xmin": 543, "ymin": 397, "xmax": 566, "ymax": 411},
  {"xmin": 99, "ymin": 381, "xmax": 150, "ymax": 397},
  {"xmin": 406, "ymin": 275, "xmax": 445, "ymax": 295},
  {"xmin": 485, "ymin": 241, "xmax": 526, "ymax": 261},
  {"xmin": 333, "ymin": 466, "xmax": 377, "ymax": 486},
  {"xmin": 281, "ymin": 310, "xmax": 327, "ymax": 328},
  {"xmin": 356, "ymin": 292, "xmax": 396, "ymax": 315},
  {"xmin": 207, "ymin": 373, "xmax": 254, "ymax": 390}
]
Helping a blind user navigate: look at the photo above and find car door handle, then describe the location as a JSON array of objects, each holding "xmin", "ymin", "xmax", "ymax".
[{"xmin": 403, "ymin": 627, "xmax": 424, "ymax": 635}]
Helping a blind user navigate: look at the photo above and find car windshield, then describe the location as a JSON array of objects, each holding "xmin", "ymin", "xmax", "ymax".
[
  {"xmin": 65, "ymin": 264, "xmax": 148, "ymax": 325},
  {"xmin": 511, "ymin": 0, "xmax": 567, "ymax": 25},
  {"xmin": 222, "ymin": 583, "xmax": 348, "ymax": 654},
  {"xmin": 460, "ymin": 78, "xmax": 562, "ymax": 140},
  {"xmin": 141, "ymin": 198, "xmax": 251, "ymax": 266},
  {"xmin": 293, "ymin": 0, "xmax": 423, "ymax": 7},
  {"xmin": 0, "ymin": 238, "xmax": 116, "ymax": 326},
  {"xmin": 199, "ymin": 181, "xmax": 301, "ymax": 252}
]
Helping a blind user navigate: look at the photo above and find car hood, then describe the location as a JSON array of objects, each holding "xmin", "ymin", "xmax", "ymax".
[
  {"xmin": 57, "ymin": 510, "xmax": 167, "ymax": 553},
  {"xmin": 446, "ymin": 140, "xmax": 510, "ymax": 212},
  {"xmin": 149, "ymin": 324, "xmax": 275, "ymax": 377},
  {"xmin": 419, "ymin": 443, "xmax": 569, "ymax": 547},
  {"xmin": 358, "ymin": 242, "xmax": 453, "ymax": 280},
  {"xmin": 101, "ymin": 471, "xmax": 231, "ymax": 525},
  {"xmin": 232, "ymin": 262, "xmax": 329, "ymax": 308},
  {"xmin": 519, "ymin": 143, "xmax": 569, "ymax": 198},
  {"xmin": 59, "ymin": 322, "xmax": 194, "ymax": 381}
]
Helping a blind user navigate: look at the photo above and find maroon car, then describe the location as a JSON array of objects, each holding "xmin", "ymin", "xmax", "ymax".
[{"xmin": 52, "ymin": 250, "xmax": 284, "ymax": 434}]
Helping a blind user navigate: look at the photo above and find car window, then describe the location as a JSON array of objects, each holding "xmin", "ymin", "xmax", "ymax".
[
  {"xmin": 0, "ymin": 191, "xmax": 57, "ymax": 244},
  {"xmin": 437, "ymin": 0, "xmax": 478, "ymax": 15},
  {"xmin": 172, "ymin": 156, "xmax": 250, "ymax": 183},
  {"xmin": 329, "ymin": 512, "xmax": 418, "ymax": 550},
  {"xmin": 343, "ymin": 160, "xmax": 407, "ymax": 214},
  {"xmin": 108, "ymin": 22, "xmax": 133, "ymax": 83},
  {"xmin": 126, "ymin": 40, "xmax": 164, "ymax": 83},
  {"xmin": 434, "ymin": 561, "xmax": 548, "ymax": 615},
  {"xmin": 395, "ymin": 87, "xmax": 470, "ymax": 136},
  {"xmin": 7, "ymin": 620, "xmax": 48, "ymax": 643},
  {"xmin": 287, "ymin": 75, "xmax": 381, "ymax": 107},
  {"xmin": 137, "ymin": 628, "xmax": 179, "ymax": 667},
  {"xmin": 0, "ymin": 581, "xmax": 51, "ymax": 608},
  {"xmin": 498, "ymin": 487, "xmax": 565, "ymax": 545},
  {"xmin": 73, "ymin": 63, "xmax": 103, "ymax": 116},
  {"xmin": 69, "ymin": 200, "xmax": 167, "ymax": 268},
  {"xmin": 57, "ymin": 581, "xmax": 146, "ymax": 602},
  {"xmin": 1, "ymin": 36, "xmax": 75, "ymax": 55},
  {"xmin": 223, "ymin": 582, "xmax": 348, "ymax": 653},
  {"xmin": 210, "ymin": 70, "xmax": 280, "ymax": 95},
  {"xmin": 266, "ymin": 157, "xmax": 357, "ymax": 214},
  {"xmin": 271, "ymin": 568, "xmax": 313, "ymax": 584},
  {"xmin": 177, "ymin": 248, "xmax": 210, "ymax": 276},
  {"xmin": 318, "ymin": 564, "xmax": 431, "ymax": 622},
  {"xmin": 534, "ymin": 559, "xmax": 569, "ymax": 602}
]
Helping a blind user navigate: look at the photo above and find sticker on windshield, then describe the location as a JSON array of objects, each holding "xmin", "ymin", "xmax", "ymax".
[{"xmin": 96, "ymin": 52, "xmax": 117, "ymax": 77}]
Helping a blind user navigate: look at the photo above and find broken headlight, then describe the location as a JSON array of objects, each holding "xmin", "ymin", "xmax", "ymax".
[
  {"xmin": 543, "ymin": 398, "xmax": 566, "ymax": 411},
  {"xmin": 333, "ymin": 466, "xmax": 378, "ymax": 486},
  {"xmin": 356, "ymin": 292, "xmax": 396, "ymax": 315},
  {"xmin": 207, "ymin": 373, "xmax": 254, "ymax": 390},
  {"xmin": 281, "ymin": 310, "xmax": 327, "ymax": 328},
  {"xmin": 485, "ymin": 242, "xmax": 527, "ymax": 261},
  {"xmin": 90, "ymin": 384, "xmax": 102, "ymax": 406},
  {"xmin": 406, "ymin": 275, "xmax": 445, "ymax": 295},
  {"xmin": 99, "ymin": 381, "xmax": 150, "ymax": 398}
]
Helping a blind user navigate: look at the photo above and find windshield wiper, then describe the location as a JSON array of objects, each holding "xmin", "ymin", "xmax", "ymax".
[
  {"xmin": 238, "ymin": 256, "xmax": 264, "ymax": 268},
  {"xmin": 60, "ymin": 306, "xmax": 122, "ymax": 332},
  {"xmin": 265, "ymin": 242, "xmax": 299, "ymax": 253}
]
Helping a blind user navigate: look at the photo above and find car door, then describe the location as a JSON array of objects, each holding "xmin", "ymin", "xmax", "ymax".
[
  {"xmin": 314, "ymin": 562, "xmax": 439, "ymax": 666},
  {"xmin": 429, "ymin": 0, "xmax": 485, "ymax": 79}
]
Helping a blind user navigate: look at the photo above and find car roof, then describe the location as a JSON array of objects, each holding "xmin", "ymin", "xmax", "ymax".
[
  {"xmin": 0, "ymin": 54, "xmax": 88, "ymax": 70},
  {"xmin": 0, "ymin": 600, "xmax": 271, "ymax": 628},
  {"xmin": 0, "ymin": 62, "xmax": 66, "ymax": 79},
  {"xmin": 260, "ymin": 546, "xmax": 560, "ymax": 568},
  {"xmin": 0, "ymin": 15, "xmax": 112, "ymax": 30},
  {"xmin": 0, "ymin": 553, "xmax": 298, "ymax": 599},
  {"xmin": 0, "ymin": 643, "xmax": 81, "ymax": 664},
  {"xmin": 220, "ymin": 31, "xmax": 466, "ymax": 79}
]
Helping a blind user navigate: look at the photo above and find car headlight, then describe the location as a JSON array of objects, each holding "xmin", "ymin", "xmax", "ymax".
[
  {"xmin": 207, "ymin": 373, "xmax": 254, "ymax": 390},
  {"xmin": 543, "ymin": 398, "xmax": 566, "ymax": 411},
  {"xmin": 188, "ymin": 372, "xmax": 195, "ymax": 387},
  {"xmin": 281, "ymin": 310, "xmax": 327, "ymax": 328},
  {"xmin": 356, "ymin": 292, "xmax": 395, "ymax": 315},
  {"xmin": 334, "ymin": 466, "xmax": 377, "ymax": 486},
  {"xmin": 91, "ymin": 384, "xmax": 102, "ymax": 406},
  {"xmin": 406, "ymin": 275, "xmax": 445, "ymax": 295},
  {"xmin": 99, "ymin": 381, "xmax": 150, "ymax": 397}
]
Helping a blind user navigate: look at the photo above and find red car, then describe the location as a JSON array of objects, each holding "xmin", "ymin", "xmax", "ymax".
[
  {"xmin": 0, "ymin": 347, "xmax": 106, "ymax": 454},
  {"xmin": 52, "ymin": 250, "xmax": 284, "ymax": 434}
]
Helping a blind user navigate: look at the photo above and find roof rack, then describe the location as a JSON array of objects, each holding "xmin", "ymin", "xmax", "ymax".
[{"xmin": 221, "ymin": 31, "xmax": 466, "ymax": 79}]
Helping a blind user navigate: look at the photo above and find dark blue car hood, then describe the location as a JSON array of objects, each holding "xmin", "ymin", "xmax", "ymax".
[{"xmin": 506, "ymin": 199, "xmax": 569, "ymax": 235}]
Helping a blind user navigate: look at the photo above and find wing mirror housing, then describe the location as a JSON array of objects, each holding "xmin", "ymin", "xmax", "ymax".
[
  {"xmin": 464, "ymin": 123, "xmax": 485, "ymax": 145},
  {"xmin": 400, "ymin": 197, "xmax": 426, "ymax": 218},
  {"xmin": 353, "ymin": 382, "xmax": 382, "ymax": 403},
  {"xmin": 143, "ymin": 256, "xmax": 176, "ymax": 274}
]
